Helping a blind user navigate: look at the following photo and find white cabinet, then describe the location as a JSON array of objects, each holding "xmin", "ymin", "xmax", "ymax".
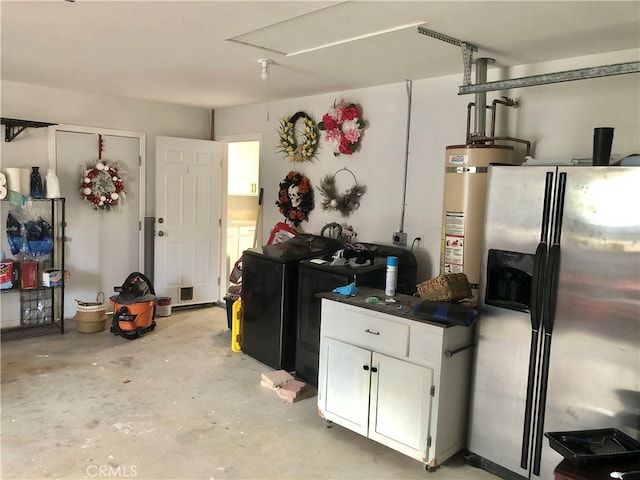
[
  {"xmin": 228, "ymin": 141, "xmax": 259, "ymax": 196},
  {"xmin": 227, "ymin": 223, "xmax": 255, "ymax": 265},
  {"xmin": 237, "ymin": 226, "xmax": 255, "ymax": 254},
  {"xmin": 318, "ymin": 295, "xmax": 473, "ymax": 470}
]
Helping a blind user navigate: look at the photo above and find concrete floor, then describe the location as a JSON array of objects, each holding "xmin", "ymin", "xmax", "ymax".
[{"xmin": 1, "ymin": 305, "xmax": 498, "ymax": 480}]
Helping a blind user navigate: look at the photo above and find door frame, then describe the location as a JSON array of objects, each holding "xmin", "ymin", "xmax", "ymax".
[
  {"xmin": 49, "ymin": 124, "xmax": 146, "ymax": 271},
  {"xmin": 217, "ymin": 132, "xmax": 262, "ymax": 299}
]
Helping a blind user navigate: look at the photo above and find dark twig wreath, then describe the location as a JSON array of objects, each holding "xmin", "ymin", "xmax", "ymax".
[
  {"xmin": 318, "ymin": 167, "xmax": 366, "ymax": 217},
  {"xmin": 275, "ymin": 171, "xmax": 314, "ymax": 227}
]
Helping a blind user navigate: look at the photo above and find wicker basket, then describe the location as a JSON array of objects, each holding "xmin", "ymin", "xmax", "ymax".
[
  {"xmin": 417, "ymin": 273, "xmax": 472, "ymax": 302},
  {"xmin": 74, "ymin": 292, "xmax": 107, "ymax": 333}
]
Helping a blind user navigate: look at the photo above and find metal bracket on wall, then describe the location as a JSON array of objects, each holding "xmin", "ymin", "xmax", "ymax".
[
  {"xmin": 417, "ymin": 27, "xmax": 478, "ymax": 86},
  {"xmin": 1, "ymin": 117, "xmax": 57, "ymax": 142}
]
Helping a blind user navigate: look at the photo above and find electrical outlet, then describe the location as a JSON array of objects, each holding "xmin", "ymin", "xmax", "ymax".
[{"xmin": 392, "ymin": 232, "xmax": 407, "ymax": 246}]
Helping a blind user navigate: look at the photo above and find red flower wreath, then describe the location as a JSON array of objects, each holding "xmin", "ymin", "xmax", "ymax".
[
  {"xmin": 80, "ymin": 160, "xmax": 126, "ymax": 211},
  {"xmin": 275, "ymin": 171, "xmax": 314, "ymax": 227},
  {"xmin": 318, "ymin": 101, "xmax": 366, "ymax": 156}
]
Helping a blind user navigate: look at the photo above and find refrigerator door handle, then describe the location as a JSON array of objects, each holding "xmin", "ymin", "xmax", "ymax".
[
  {"xmin": 530, "ymin": 243, "xmax": 547, "ymax": 331},
  {"xmin": 535, "ymin": 169, "xmax": 557, "ymax": 333},
  {"xmin": 521, "ymin": 172, "xmax": 554, "ymax": 470},
  {"xmin": 543, "ymin": 171, "xmax": 566, "ymax": 333},
  {"xmin": 533, "ymin": 172, "xmax": 565, "ymax": 475},
  {"xmin": 533, "ymin": 333, "xmax": 553, "ymax": 476},
  {"xmin": 551, "ymin": 172, "xmax": 567, "ymax": 246},
  {"xmin": 520, "ymin": 328, "xmax": 539, "ymax": 470},
  {"xmin": 521, "ymin": 242, "xmax": 547, "ymax": 469},
  {"xmin": 543, "ymin": 245, "xmax": 561, "ymax": 333}
]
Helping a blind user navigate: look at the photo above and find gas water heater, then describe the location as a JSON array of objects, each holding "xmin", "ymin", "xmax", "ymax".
[
  {"xmin": 440, "ymin": 58, "xmax": 530, "ymax": 298},
  {"xmin": 440, "ymin": 144, "xmax": 514, "ymax": 293}
]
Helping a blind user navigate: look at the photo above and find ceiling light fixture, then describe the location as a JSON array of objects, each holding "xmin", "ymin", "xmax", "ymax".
[{"xmin": 258, "ymin": 58, "xmax": 272, "ymax": 81}]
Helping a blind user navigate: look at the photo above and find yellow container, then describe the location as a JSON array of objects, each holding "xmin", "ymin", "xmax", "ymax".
[{"xmin": 231, "ymin": 298, "xmax": 242, "ymax": 352}]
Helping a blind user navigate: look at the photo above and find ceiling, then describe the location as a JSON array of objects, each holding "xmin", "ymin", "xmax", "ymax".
[{"xmin": 1, "ymin": 1, "xmax": 639, "ymax": 110}]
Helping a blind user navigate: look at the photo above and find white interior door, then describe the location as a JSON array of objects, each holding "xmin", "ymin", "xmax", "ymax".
[
  {"xmin": 55, "ymin": 129, "xmax": 142, "ymax": 316},
  {"xmin": 155, "ymin": 136, "xmax": 221, "ymax": 306}
]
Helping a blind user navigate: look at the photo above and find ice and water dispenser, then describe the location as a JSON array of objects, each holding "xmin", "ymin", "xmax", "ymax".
[{"xmin": 485, "ymin": 249, "xmax": 535, "ymax": 312}]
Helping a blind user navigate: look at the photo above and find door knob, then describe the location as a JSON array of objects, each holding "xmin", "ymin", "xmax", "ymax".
[
  {"xmin": 158, "ymin": 217, "xmax": 164, "ymax": 224},
  {"xmin": 371, "ymin": 367, "xmax": 378, "ymax": 373},
  {"xmin": 158, "ymin": 231, "xmax": 165, "ymax": 237},
  {"xmin": 363, "ymin": 365, "xmax": 370, "ymax": 371}
]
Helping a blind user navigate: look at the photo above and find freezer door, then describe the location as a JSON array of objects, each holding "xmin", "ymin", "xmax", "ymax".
[
  {"xmin": 468, "ymin": 166, "xmax": 556, "ymax": 478},
  {"xmin": 538, "ymin": 167, "xmax": 640, "ymax": 478}
]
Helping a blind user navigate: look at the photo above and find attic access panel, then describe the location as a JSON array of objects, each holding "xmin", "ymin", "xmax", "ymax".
[
  {"xmin": 227, "ymin": 2, "xmax": 425, "ymax": 56},
  {"xmin": 1, "ymin": 118, "xmax": 57, "ymax": 142}
]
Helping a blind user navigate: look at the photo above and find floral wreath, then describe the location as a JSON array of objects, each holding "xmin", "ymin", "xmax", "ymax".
[
  {"xmin": 318, "ymin": 101, "xmax": 366, "ymax": 156},
  {"xmin": 277, "ymin": 111, "xmax": 320, "ymax": 162},
  {"xmin": 80, "ymin": 160, "xmax": 125, "ymax": 210},
  {"xmin": 317, "ymin": 167, "xmax": 366, "ymax": 217},
  {"xmin": 275, "ymin": 171, "xmax": 314, "ymax": 227}
]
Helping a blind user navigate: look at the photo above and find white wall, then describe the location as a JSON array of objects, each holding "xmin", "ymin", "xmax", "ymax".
[
  {"xmin": 214, "ymin": 49, "xmax": 640, "ymax": 283},
  {"xmin": 0, "ymin": 80, "xmax": 211, "ymax": 215}
]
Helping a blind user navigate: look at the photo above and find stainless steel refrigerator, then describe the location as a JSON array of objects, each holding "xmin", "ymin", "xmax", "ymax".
[{"xmin": 466, "ymin": 165, "xmax": 640, "ymax": 479}]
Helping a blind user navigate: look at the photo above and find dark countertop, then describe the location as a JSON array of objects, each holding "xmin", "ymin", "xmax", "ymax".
[{"xmin": 317, "ymin": 286, "xmax": 459, "ymax": 328}]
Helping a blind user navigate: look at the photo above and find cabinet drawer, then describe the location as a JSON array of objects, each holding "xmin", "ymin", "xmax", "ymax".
[{"xmin": 323, "ymin": 309, "xmax": 409, "ymax": 358}]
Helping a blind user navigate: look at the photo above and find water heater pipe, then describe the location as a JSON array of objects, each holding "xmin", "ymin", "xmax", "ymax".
[
  {"xmin": 473, "ymin": 58, "xmax": 494, "ymax": 136},
  {"xmin": 490, "ymin": 97, "xmax": 518, "ymax": 137}
]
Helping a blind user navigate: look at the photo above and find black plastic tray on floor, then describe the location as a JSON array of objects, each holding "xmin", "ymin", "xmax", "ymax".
[{"xmin": 545, "ymin": 428, "xmax": 640, "ymax": 466}]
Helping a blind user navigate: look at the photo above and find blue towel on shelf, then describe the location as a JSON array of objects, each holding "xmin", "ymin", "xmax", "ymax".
[{"xmin": 332, "ymin": 282, "xmax": 358, "ymax": 296}]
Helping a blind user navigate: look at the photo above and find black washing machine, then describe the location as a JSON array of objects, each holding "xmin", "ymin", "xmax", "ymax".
[
  {"xmin": 241, "ymin": 234, "xmax": 342, "ymax": 371},
  {"xmin": 295, "ymin": 244, "xmax": 417, "ymax": 385}
]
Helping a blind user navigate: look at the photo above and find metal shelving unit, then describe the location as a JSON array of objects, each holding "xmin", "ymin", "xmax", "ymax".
[{"xmin": 1, "ymin": 197, "xmax": 65, "ymax": 341}]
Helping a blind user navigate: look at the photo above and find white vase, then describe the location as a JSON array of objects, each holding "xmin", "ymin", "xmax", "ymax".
[{"xmin": 45, "ymin": 169, "xmax": 61, "ymax": 198}]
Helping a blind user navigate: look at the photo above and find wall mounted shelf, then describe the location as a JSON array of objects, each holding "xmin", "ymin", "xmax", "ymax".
[{"xmin": 1, "ymin": 117, "xmax": 57, "ymax": 142}]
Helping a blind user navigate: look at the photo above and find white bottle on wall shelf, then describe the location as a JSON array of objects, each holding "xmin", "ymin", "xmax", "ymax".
[{"xmin": 45, "ymin": 169, "xmax": 61, "ymax": 198}]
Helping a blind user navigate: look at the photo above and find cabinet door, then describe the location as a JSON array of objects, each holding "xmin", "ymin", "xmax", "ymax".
[
  {"xmin": 318, "ymin": 337, "xmax": 371, "ymax": 436},
  {"xmin": 228, "ymin": 142, "xmax": 259, "ymax": 195},
  {"xmin": 237, "ymin": 226, "xmax": 256, "ymax": 254},
  {"xmin": 369, "ymin": 352, "xmax": 433, "ymax": 460},
  {"xmin": 227, "ymin": 227, "xmax": 239, "ymax": 264}
]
